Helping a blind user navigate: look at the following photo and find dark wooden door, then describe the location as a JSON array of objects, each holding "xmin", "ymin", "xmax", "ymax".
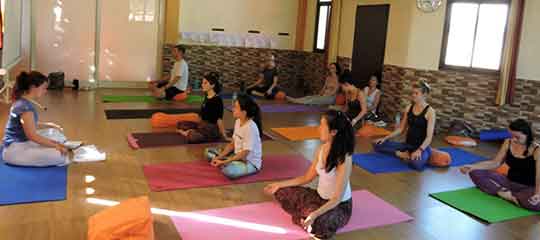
[{"xmin": 351, "ymin": 4, "xmax": 390, "ymax": 88}]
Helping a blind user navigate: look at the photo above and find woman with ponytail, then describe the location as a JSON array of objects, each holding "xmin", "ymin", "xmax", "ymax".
[
  {"xmin": 205, "ymin": 94, "xmax": 263, "ymax": 179},
  {"xmin": 264, "ymin": 110, "xmax": 354, "ymax": 239},
  {"xmin": 3, "ymin": 71, "xmax": 69, "ymax": 166},
  {"xmin": 460, "ymin": 119, "xmax": 540, "ymax": 211}
]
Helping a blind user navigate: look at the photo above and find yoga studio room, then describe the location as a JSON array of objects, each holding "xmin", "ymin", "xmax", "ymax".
[{"xmin": 1, "ymin": 0, "xmax": 539, "ymax": 239}]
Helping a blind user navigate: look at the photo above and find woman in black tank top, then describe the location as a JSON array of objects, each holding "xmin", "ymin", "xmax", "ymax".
[
  {"xmin": 373, "ymin": 82, "xmax": 436, "ymax": 170},
  {"xmin": 338, "ymin": 71, "xmax": 367, "ymax": 129},
  {"xmin": 461, "ymin": 119, "xmax": 540, "ymax": 211}
]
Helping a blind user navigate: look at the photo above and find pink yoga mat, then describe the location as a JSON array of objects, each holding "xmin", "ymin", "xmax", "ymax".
[
  {"xmin": 171, "ymin": 190, "xmax": 413, "ymax": 240},
  {"xmin": 143, "ymin": 155, "xmax": 310, "ymax": 191}
]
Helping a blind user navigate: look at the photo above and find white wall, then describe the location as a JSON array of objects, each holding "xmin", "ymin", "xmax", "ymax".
[
  {"xmin": 516, "ymin": 0, "xmax": 540, "ymax": 81},
  {"xmin": 2, "ymin": 0, "xmax": 23, "ymax": 67},
  {"xmin": 179, "ymin": 0, "xmax": 299, "ymax": 49}
]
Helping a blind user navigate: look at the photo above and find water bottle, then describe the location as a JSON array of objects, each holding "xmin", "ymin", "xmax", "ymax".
[
  {"xmin": 232, "ymin": 91, "xmax": 237, "ymax": 101},
  {"xmin": 395, "ymin": 112, "xmax": 401, "ymax": 130}
]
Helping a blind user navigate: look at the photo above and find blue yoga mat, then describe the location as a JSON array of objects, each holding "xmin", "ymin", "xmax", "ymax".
[
  {"xmin": 0, "ymin": 156, "xmax": 67, "ymax": 205},
  {"xmin": 353, "ymin": 147, "xmax": 488, "ymax": 174}
]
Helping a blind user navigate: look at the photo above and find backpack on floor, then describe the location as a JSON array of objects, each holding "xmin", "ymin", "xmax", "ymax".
[
  {"xmin": 448, "ymin": 120, "xmax": 476, "ymax": 138},
  {"xmin": 48, "ymin": 72, "xmax": 65, "ymax": 90}
]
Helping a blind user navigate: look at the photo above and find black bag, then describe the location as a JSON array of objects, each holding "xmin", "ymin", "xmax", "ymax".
[
  {"xmin": 48, "ymin": 72, "xmax": 65, "ymax": 90},
  {"xmin": 449, "ymin": 120, "xmax": 476, "ymax": 137}
]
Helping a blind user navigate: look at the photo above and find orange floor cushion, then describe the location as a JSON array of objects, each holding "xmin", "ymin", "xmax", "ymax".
[
  {"xmin": 445, "ymin": 136, "xmax": 477, "ymax": 147},
  {"xmin": 88, "ymin": 196, "xmax": 154, "ymax": 240},
  {"xmin": 274, "ymin": 91, "xmax": 287, "ymax": 101},
  {"xmin": 150, "ymin": 112, "xmax": 200, "ymax": 128},
  {"xmin": 357, "ymin": 124, "xmax": 392, "ymax": 138},
  {"xmin": 335, "ymin": 94, "xmax": 346, "ymax": 106},
  {"xmin": 429, "ymin": 148, "xmax": 452, "ymax": 167},
  {"xmin": 173, "ymin": 92, "xmax": 188, "ymax": 101},
  {"xmin": 495, "ymin": 164, "xmax": 509, "ymax": 176}
]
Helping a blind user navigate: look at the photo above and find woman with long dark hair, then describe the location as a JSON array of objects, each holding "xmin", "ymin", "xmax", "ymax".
[
  {"xmin": 176, "ymin": 72, "xmax": 228, "ymax": 143},
  {"xmin": 374, "ymin": 82, "xmax": 436, "ymax": 170},
  {"xmin": 287, "ymin": 63, "xmax": 342, "ymax": 105},
  {"xmin": 460, "ymin": 119, "xmax": 540, "ymax": 211},
  {"xmin": 264, "ymin": 110, "xmax": 354, "ymax": 239},
  {"xmin": 3, "ymin": 71, "xmax": 68, "ymax": 166},
  {"xmin": 339, "ymin": 71, "xmax": 368, "ymax": 130},
  {"xmin": 205, "ymin": 94, "xmax": 263, "ymax": 179}
]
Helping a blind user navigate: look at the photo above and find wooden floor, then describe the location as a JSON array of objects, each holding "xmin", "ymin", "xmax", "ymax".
[{"xmin": 0, "ymin": 89, "xmax": 538, "ymax": 240}]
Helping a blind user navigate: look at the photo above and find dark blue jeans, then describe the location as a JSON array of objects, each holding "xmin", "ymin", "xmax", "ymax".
[{"xmin": 373, "ymin": 140, "xmax": 432, "ymax": 170}]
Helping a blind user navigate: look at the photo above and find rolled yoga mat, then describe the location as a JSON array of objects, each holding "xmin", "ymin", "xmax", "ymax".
[
  {"xmin": 102, "ymin": 95, "xmax": 204, "ymax": 104},
  {"xmin": 127, "ymin": 130, "xmax": 274, "ymax": 149},
  {"xmin": 105, "ymin": 108, "xmax": 199, "ymax": 120},
  {"xmin": 170, "ymin": 190, "xmax": 413, "ymax": 240},
  {"xmin": 352, "ymin": 147, "xmax": 488, "ymax": 174},
  {"xmin": 430, "ymin": 187, "xmax": 540, "ymax": 223},
  {"xmin": 0, "ymin": 156, "xmax": 67, "ymax": 205},
  {"xmin": 143, "ymin": 154, "xmax": 311, "ymax": 191},
  {"xmin": 226, "ymin": 104, "xmax": 324, "ymax": 113}
]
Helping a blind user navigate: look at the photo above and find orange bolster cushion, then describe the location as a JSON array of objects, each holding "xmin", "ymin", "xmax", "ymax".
[
  {"xmin": 335, "ymin": 94, "xmax": 346, "ymax": 106},
  {"xmin": 357, "ymin": 124, "xmax": 392, "ymax": 138},
  {"xmin": 173, "ymin": 92, "xmax": 188, "ymax": 101},
  {"xmin": 495, "ymin": 164, "xmax": 509, "ymax": 176},
  {"xmin": 274, "ymin": 91, "xmax": 287, "ymax": 101},
  {"xmin": 429, "ymin": 148, "xmax": 452, "ymax": 167},
  {"xmin": 150, "ymin": 112, "xmax": 200, "ymax": 128},
  {"xmin": 88, "ymin": 196, "xmax": 154, "ymax": 240},
  {"xmin": 445, "ymin": 136, "xmax": 477, "ymax": 147}
]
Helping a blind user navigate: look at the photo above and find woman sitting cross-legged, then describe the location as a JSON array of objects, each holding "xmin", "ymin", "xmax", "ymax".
[
  {"xmin": 205, "ymin": 94, "xmax": 263, "ymax": 179},
  {"xmin": 364, "ymin": 75, "xmax": 383, "ymax": 122},
  {"xmin": 287, "ymin": 63, "xmax": 341, "ymax": 105},
  {"xmin": 2, "ymin": 71, "xmax": 69, "ymax": 167},
  {"xmin": 373, "ymin": 81, "xmax": 436, "ymax": 170},
  {"xmin": 175, "ymin": 72, "xmax": 229, "ymax": 143},
  {"xmin": 264, "ymin": 110, "xmax": 354, "ymax": 240},
  {"xmin": 460, "ymin": 119, "xmax": 540, "ymax": 211},
  {"xmin": 339, "ymin": 71, "xmax": 368, "ymax": 130}
]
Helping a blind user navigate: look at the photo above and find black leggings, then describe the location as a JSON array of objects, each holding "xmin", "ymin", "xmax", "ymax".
[{"xmin": 246, "ymin": 85, "xmax": 279, "ymax": 99}]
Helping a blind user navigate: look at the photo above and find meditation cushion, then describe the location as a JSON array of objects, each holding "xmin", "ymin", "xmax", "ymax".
[
  {"xmin": 335, "ymin": 94, "xmax": 346, "ymax": 106},
  {"xmin": 274, "ymin": 91, "xmax": 287, "ymax": 101},
  {"xmin": 88, "ymin": 196, "xmax": 154, "ymax": 240},
  {"xmin": 357, "ymin": 124, "xmax": 391, "ymax": 138},
  {"xmin": 495, "ymin": 164, "xmax": 509, "ymax": 176},
  {"xmin": 445, "ymin": 136, "xmax": 477, "ymax": 147},
  {"xmin": 479, "ymin": 129, "xmax": 512, "ymax": 141},
  {"xmin": 150, "ymin": 112, "xmax": 200, "ymax": 128},
  {"xmin": 173, "ymin": 92, "xmax": 188, "ymax": 101},
  {"xmin": 429, "ymin": 148, "xmax": 452, "ymax": 167}
]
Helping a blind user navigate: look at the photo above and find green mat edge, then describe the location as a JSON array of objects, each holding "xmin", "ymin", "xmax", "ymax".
[{"xmin": 429, "ymin": 187, "xmax": 540, "ymax": 224}]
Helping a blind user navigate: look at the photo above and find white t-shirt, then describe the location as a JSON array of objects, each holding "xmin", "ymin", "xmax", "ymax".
[
  {"xmin": 316, "ymin": 150, "xmax": 352, "ymax": 202},
  {"xmin": 171, "ymin": 59, "xmax": 189, "ymax": 91},
  {"xmin": 233, "ymin": 119, "xmax": 263, "ymax": 169},
  {"xmin": 364, "ymin": 87, "xmax": 381, "ymax": 110}
]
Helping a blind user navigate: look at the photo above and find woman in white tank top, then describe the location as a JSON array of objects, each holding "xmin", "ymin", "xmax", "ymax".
[
  {"xmin": 265, "ymin": 110, "xmax": 354, "ymax": 239},
  {"xmin": 364, "ymin": 76, "xmax": 382, "ymax": 117}
]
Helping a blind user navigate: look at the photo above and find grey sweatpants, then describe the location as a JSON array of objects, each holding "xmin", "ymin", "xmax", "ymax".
[{"xmin": 3, "ymin": 141, "xmax": 67, "ymax": 167}]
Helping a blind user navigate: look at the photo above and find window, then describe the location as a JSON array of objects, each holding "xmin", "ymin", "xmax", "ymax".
[
  {"xmin": 314, "ymin": 0, "xmax": 332, "ymax": 52},
  {"xmin": 441, "ymin": 0, "xmax": 510, "ymax": 71}
]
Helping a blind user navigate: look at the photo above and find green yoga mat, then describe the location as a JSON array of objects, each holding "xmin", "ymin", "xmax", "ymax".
[
  {"xmin": 102, "ymin": 95, "xmax": 204, "ymax": 104},
  {"xmin": 430, "ymin": 187, "xmax": 540, "ymax": 223}
]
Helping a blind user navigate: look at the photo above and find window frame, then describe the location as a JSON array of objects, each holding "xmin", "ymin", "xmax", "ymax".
[
  {"xmin": 439, "ymin": 0, "xmax": 511, "ymax": 73},
  {"xmin": 313, "ymin": 0, "xmax": 332, "ymax": 53}
]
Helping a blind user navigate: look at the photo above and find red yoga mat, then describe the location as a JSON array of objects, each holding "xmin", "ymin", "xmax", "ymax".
[
  {"xmin": 170, "ymin": 190, "xmax": 413, "ymax": 240},
  {"xmin": 143, "ymin": 155, "xmax": 310, "ymax": 191}
]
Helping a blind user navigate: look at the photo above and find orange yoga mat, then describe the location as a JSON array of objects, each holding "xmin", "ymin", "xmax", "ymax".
[
  {"xmin": 356, "ymin": 124, "xmax": 392, "ymax": 138},
  {"xmin": 271, "ymin": 126, "xmax": 320, "ymax": 141}
]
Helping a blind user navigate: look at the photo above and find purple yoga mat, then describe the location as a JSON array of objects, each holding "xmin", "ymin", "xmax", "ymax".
[
  {"xmin": 143, "ymin": 154, "xmax": 310, "ymax": 191},
  {"xmin": 226, "ymin": 104, "xmax": 324, "ymax": 113},
  {"xmin": 171, "ymin": 190, "xmax": 413, "ymax": 240}
]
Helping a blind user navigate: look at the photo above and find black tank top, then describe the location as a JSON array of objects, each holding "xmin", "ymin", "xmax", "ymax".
[
  {"xmin": 405, "ymin": 105, "xmax": 430, "ymax": 149},
  {"xmin": 506, "ymin": 145, "xmax": 538, "ymax": 186},
  {"xmin": 346, "ymin": 99, "xmax": 362, "ymax": 120}
]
